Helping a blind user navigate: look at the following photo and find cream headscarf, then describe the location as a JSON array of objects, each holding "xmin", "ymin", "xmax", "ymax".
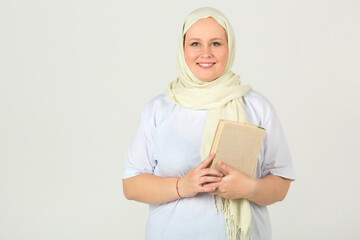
[{"xmin": 165, "ymin": 7, "xmax": 253, "ymax": 240}]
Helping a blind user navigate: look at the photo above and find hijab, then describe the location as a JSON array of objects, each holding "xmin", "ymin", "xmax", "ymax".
[{"xmin": 165, "ymin": 7, "xmax": 253, "ymax": 240}]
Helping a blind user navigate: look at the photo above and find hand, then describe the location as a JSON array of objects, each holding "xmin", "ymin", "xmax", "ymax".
[
  {"xmin": 207, "ymin": 161, "xmax": 256, "ymax": 200},
  {"xmin": 178, "ymin": 153, "xmax": 224, "ymax": 198}
]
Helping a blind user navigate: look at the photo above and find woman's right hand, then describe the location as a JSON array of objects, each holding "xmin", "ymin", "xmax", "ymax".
[{"xmin": 177, "ymin": 153, "xmax": 223, "ymax": 198}]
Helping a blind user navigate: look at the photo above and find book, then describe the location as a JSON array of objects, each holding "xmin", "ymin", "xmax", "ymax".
[{"xmin": 208, "ymin": 119, "xmax": 266, "ymax": 177}]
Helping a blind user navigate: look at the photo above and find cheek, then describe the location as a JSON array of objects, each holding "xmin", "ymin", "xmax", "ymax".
[
  {"xmin": 184, "ymin": 49, "xmax": 197, "ymax": 64},
  {"xmin": 218, "ymin": 50, "xmax": 228, "ymax": 66}
]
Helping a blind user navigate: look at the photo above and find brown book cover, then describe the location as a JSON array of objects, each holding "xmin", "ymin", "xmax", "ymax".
[{"xmin": 208, "ymin": 119, "xmax": 266, "ymax": 177}]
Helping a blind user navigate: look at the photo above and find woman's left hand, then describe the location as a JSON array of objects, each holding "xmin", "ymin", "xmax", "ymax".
[{"xmin": 206, "ymin": 161, "xmax": 256, "ymax": 200}]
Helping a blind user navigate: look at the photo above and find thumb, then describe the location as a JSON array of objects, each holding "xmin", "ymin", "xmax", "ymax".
[{"xmin": 217, "ymin": 161, "xmax": 233, "ymax": 175}]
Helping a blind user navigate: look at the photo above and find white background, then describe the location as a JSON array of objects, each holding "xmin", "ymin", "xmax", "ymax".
[{"xmin": 1, "ymin": 0, "xmax": 359, "ymax": 239}]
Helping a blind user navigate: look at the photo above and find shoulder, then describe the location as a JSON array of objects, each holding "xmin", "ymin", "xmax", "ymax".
[
  {"xmin": 243, "ymin": 89, "xmax": 275, "ymax": 126},
  {"xmin": 142, "ymin": 94, "xmax": 172, "ymax": 115},
  {"xmin": 141, "ymin": 94, "xmax": 174, "ymax": 127}
]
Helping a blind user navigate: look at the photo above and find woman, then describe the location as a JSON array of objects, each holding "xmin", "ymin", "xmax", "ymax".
[{"xmin": 122, "ymin": 7, "xmax": 295, "ymax": 240}]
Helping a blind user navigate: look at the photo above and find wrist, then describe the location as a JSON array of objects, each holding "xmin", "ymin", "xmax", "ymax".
[
  {"xmin": 246, "ymin": 178, "xmax": 258, "ymax": 200},
  {"xmin": 176, "ymin": 178, "xmax": 182, "ymax": 198}
]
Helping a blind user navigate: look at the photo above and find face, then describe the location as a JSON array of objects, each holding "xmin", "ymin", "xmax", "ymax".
[{"xmin": 184, "ymin": 18, "xmax": 228, "ymax": 82}]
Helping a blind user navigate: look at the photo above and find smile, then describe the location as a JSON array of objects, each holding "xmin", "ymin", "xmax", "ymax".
[{"xmin": 197, "ymin": 62, "xmax": 215, "ymax": 69}]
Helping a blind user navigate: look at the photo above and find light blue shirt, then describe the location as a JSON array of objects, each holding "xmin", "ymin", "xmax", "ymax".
[{"xmin": 123, "ymin": 90, "xmax": 295, "ymax": 240}]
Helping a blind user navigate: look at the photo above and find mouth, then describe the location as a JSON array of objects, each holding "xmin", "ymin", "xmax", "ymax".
[{"xmin": 197, "ymin": 62, "xmax": 215, "ymax": 69}]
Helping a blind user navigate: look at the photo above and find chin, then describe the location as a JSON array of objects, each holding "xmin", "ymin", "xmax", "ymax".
[{"xmin": 198, "ymin": 75, "xmax": 219, "ymax": 82}]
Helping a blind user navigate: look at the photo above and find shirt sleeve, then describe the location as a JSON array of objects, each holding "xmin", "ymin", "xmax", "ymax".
[
  {"xmin": 260, "ymin": 110, "xmax": 296, "ymax": 180},
  {"xmin": 122, "ymin": 104, "xmax": 157, "ymax": 179}
]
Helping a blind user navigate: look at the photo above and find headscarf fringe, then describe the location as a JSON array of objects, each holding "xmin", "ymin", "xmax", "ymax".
[{"xmin": 220, "ymin": 197, "xmax": 252, "ymax": 240}]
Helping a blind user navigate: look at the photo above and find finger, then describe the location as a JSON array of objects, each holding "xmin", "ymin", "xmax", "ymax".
[
  {"xmin": 217, "ymin": 161, "xmax": 233, "ymax": 175},
  {"xmin": 202, "ymin": 182, "xmax": 221, "ymax": 189},
  {"xmin": 199, "ymin": 168, "xmax": 224, "ymax": 177},
  {"xmin": 200, "ymin": 185, "xmax": 217, "ymax": 193},
  {"xmin": 198, "ymin": 153, "xmax": 215, "ymax": 169},
  {"xmin": 200, "ymin": 176, "xmax": 222, "ymax": 184},
  {"xmin": 199, "ymin": 181, "xmax": 222, "ymax": 193}
]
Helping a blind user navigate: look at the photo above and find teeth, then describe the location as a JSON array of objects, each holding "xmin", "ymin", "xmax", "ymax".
[{"xmin": 198, "ymin": 63, "xmax": 214, "ymax": 66}]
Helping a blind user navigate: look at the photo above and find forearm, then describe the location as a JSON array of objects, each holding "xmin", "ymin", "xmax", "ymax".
[
  {"xmin": 248, "ymin": 175, "xmax": 291, "ymax": 206},
  {"xmin": 123, "ymin": 154, "xmax": 222, "ymax": 205},
  {"xmin": 123, "ymin": 173, "xmax": 180, "ymax": 205}
]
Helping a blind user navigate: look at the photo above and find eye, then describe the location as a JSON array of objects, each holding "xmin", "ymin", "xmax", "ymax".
[
  {"xmin": 190, "ymin": 42, "xmax": 200, "ymax": 47},
  {"xmin": 212, "ymin": 42, "xmax": 221, "ymax": 46}
]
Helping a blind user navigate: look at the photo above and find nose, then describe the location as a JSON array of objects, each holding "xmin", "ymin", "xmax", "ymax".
[{"xmin": 200, "ymin": 45, "xmax": 213, "ymax": 58}]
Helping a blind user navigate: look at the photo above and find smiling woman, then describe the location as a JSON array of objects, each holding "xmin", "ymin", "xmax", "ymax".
[{"xmin": 122, "ymin": 7, "xmax": 295, "ymax": 240}]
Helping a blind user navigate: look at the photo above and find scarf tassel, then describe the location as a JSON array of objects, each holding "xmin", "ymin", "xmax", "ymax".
[{"xmin": 219, "ymin": 197, "xmax": 252, "ymax": 240}]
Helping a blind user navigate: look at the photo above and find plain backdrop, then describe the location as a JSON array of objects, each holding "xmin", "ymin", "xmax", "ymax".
[{"xmin": 1, "ymin": 0, "xmax": 359, "ymax": 239}]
